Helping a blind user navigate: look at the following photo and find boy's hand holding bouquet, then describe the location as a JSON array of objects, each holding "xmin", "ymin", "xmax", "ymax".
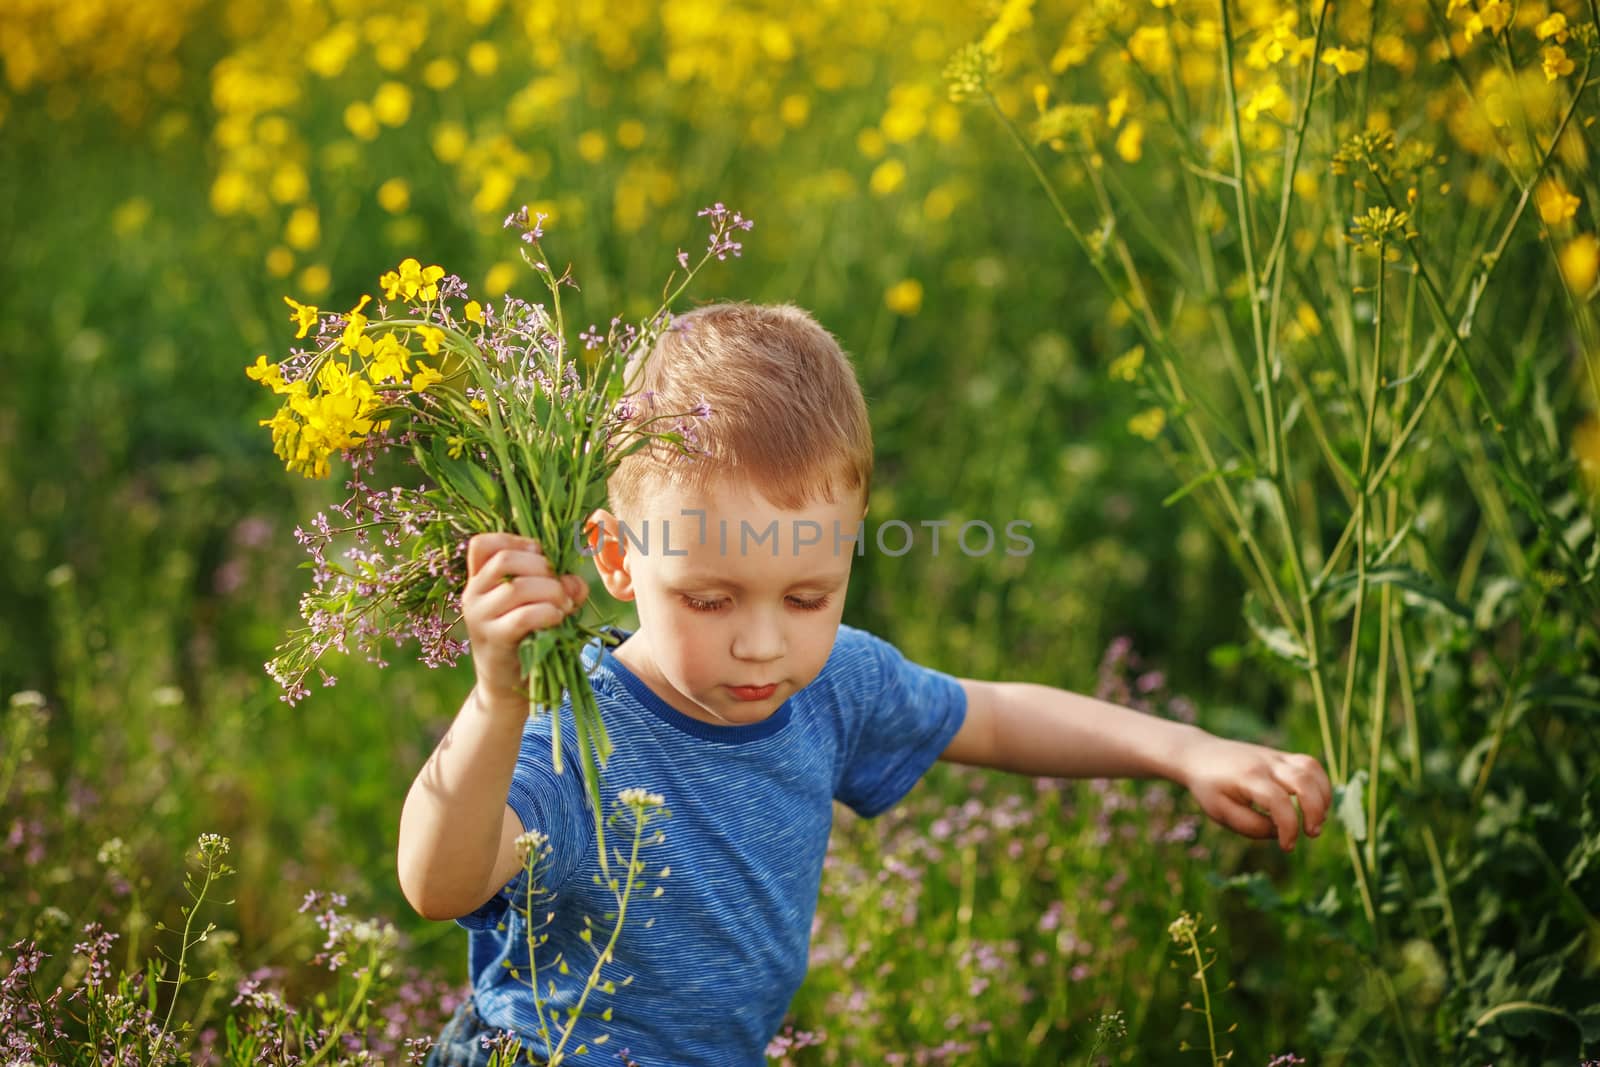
[{"xmin": 462, "ymin": 534, "xmax": 589, "ymax": 717}]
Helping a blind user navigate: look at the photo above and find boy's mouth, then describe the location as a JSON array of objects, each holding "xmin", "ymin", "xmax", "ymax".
[{"xmin": 727, "ymin": 683, "xmax": 778, "ymax": 701}]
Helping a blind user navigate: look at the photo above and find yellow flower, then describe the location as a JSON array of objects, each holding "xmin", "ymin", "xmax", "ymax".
[
  {"xmin": 299, "ymin": 264, "xmax": 332, "ymax": 298},
  {"xmin": 1128, "ymin": 407, "xmax": 1167, "ymax": 440},
  {"xmin": 344, "ymin": 101, "xmax": 380, "ymax": 141},
  {"xmin": 265, "ymin": 246, "xmax": 294, "ymax": 279},
  {"xmin": 415, "ymin": 324, "xmax": 445, "ymax": 355},
  {"xmin": 485, "ymin": 262, "xmax": 518, "ymax": 297},
  {"xmin": 423, "ymin": 57, "xmax": 459, "ymax": 90},
  {"xmin": 1535, "ymin": 12, "xmax": 1568, "ymax": 42},
  {"xmin": 380, "ymin": 258, "xmax": 447, "ymax": 302},
  {"xmin": 263, "ymin": 361, "xmax": 382, "ymax": 479},
  {"xmin": 980, "ymin": 0, "xmax": 1034, "ymax": 54},
  {"xmin": 269, "ymin": 163, "xmax": 308, "ymax": 205},
  {"xmin": 884, "ymin": 279, "xmax": 923, "ymax": 316},
  {"xmin": 1558, "ymin": 234, "xmax": 1599, "ymax": 295},
  {"xmin": 467, "ymin": 41, "xmax": 499, "ymax": 77},
  {"xmin": 306, "ymin": 23, "xmax": 359, "ymax": 79},
  {"xmin": 1108, "ymin": 345, "xmax": 1145, "ymax": 382},
  {"xmin": 1106, "ymin": 88, "xmax": 1129, "ymax": 130},
  {"xmin": 246, "ymin": 355, "xmax": 290, "ymax": 393},
  {"xmin": 373, "ymin": 82, "xmax": 412, "ymax": 127},
  {"xmin": 1576, "ymin": 415, "xmax": 1600, "ymax": 491},
  {"xmin": 432, "ymin": 121, "xmax": 469, "ymax": 164},
  {"xmin": 780, "ymin": 94, "xmax": 810, "ymax": 128},
  {"xmin": 618, "ymin": 118, "xmax": 648, "ymax": 148},
  {"xmin": 284, "ymin": 296, "xmax": 319, "ymax": 339},
  {"xmin": 1463, "ymin": 1, "xmax": 1509, "ymax": 42},
  {"xmin": 285, "ymin": 205, "xmax": 320, "ymax": 251},
  {"xmin": 577, "ymin": 130, "xmax": 607, "ymax": 162},
  {"xmin": 1115, "ymin": 119, "xmax": 1144, "ymax": 162},
  {"xmin": 465, "ymin": 300, "xmax": 485, "ymax": 324},
  {"xmin": 1536, "ymin": 180, "xmax": 1581, "ymax": 225},
  {"xmin": 340, "ymin": 295, "xmax": 373, "ymax": 354},
  {"xmin": 1242, "ymin": 82, "xmax": 1286, "ymax": 122},
  {"xmin": 870, "ymin": 158, "xmax": 907, "ymax": 196},
  {"xmin": 411, "ymin": 361, "xmax": 444, "ymax": 393},
  {"xmin": 1127, "ymin": 27, "xmax": 1172, "ymax": 75},
  {"xmin": 1320, "ymin": 47, "xmax": 1367, "ymax": 76},
  {"xmin": 377, "ymin": 178, "xmax": 410, "ymax": 214},
  {"xmin": 1295, "ymin": 302, "xmax": 1322, "ymax": 337},
  {"xmin": 1542, "ymin": 45, "xmax": 1575, "ymax": 82},
  {"xmin": 367, "ymin": 333, "xmax": 411, "ymax": 383}
]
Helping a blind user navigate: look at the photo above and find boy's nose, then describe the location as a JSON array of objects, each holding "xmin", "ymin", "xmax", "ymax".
[{"xmin": 730, "ymin": 614, "xmax": 785, "ymax": 663}]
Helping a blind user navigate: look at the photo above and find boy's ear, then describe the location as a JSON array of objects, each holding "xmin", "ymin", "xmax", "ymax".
[{"xmin": 586, "ymin": 509, "xmax": 635, "ymax": 602}]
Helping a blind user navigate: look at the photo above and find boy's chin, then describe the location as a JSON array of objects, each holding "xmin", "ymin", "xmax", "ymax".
[
  {"xmin": 703, "ymin": 692, "xmax": 785, "ymax": 725},
  {"xmin": 711, "ymin": 702, "xmax": 781, "ymax": 725}
]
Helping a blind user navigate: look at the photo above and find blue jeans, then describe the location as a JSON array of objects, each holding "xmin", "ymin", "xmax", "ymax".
[{"xmin": 424, "ymin": 997, "xmax": 548, "ymax": 1067}]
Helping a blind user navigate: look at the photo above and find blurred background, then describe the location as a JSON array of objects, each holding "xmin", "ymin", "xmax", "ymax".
[{"xmin": 3, "ymin": 0, "xmax": 1597, "ymax": 1064}]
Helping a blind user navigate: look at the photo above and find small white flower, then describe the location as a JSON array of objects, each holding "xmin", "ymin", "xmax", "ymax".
[
  {"xmin": 96, "ymin": 837, "xmax": 130, "ymax": 868},
  {"xmin": 618, "ymin": 788, "xmax": 664, "ymax": 809},
  {"xmin": 9, "ymin": 690, "xmax": 46, "ymax": 709},
  {"xmin": 514, "ymin": 829, "xmax": 550, "ymax": 863},
  {"xmin": 196, "ymin": 833, "xmax": 231, "ymax": 862}
]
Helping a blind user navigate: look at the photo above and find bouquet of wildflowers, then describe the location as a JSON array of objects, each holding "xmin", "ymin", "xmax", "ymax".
[{"xmin": 248, "ymin": 203, "xmax": 753, "ymax": 861}]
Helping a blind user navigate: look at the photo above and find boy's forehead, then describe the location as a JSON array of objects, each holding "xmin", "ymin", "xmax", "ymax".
[
  {"xmin": 627, "ymin": 477, "xmax": 862, "ymax": 580},
  {"xmin": 632, "ymin": 472, "xmax": 860, "ymax": 522}
]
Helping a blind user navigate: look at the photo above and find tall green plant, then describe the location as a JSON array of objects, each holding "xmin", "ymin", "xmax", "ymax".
[{"xmin": 955, "ymin": 0, "xmax": 1600, "ymax": 1060}]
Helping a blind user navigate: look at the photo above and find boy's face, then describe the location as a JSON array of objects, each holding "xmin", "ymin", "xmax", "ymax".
[{"xmin": 591, "ymin": 475, "xmax": 864, "ymax": 727}]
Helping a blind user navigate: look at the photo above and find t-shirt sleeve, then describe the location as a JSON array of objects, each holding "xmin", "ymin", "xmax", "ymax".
[
  {"xmin": 454, "ymin": 709, "xmax": 594, "ymax": 932},
  {"xmin": 834, "ymin": 628, "xmax": 968, "ymax": 818}
]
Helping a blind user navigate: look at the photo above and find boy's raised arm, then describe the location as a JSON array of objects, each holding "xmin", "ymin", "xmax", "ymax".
[
  {"xmin": 944, "ymin": 678, "xmax": 1331, "ymax": 852},
  {"xmin": 396, "ymin": 534, "xmax": 588, "ymax": 920}
]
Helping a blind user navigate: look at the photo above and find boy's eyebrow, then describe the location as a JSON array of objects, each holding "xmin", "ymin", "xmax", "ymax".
[{"xmin": 670, "ymin": 571, "xmax": 849, "ymax": 590}]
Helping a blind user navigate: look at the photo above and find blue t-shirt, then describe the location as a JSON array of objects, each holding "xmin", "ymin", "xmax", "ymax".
[{"xmin": 455, "ymin": 623, "xmax": 967, "ymax": 1064}]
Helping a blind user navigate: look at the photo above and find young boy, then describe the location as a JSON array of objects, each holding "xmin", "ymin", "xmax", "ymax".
[{"xmin": 398, "ymin": 303, "xmax": 1332, "ymax": 1066}]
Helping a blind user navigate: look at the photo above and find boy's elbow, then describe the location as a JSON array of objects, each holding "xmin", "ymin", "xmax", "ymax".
[
  {"xmin": 397, "ymin": 854, "xmax": 478, "ymax": 922},
  {"xmin": 400, "ymin": 877, "xmax": 474, "ymax": 923},
  {"xmin": 414, "ymin": 898, "xmax": 466, "ymax": 923}
]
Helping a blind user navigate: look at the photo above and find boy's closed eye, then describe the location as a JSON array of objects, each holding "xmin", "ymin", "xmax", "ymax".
[{"xmin": 680, "ymin": 594, "xmax": 834, "ymax": 613}]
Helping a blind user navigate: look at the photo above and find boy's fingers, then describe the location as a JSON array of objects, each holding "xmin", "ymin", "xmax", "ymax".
[
  {"xmin": 1213, "ymin": 798, "xmax": 1274, "ymax": 840},
  {"xmin": 467, "ymin": 546, "xmax": 552, "ymax": 593},
  {"xmin": 476, "ymin": 576, "xmax": 569, "ymax": 615},
  {"xmin": 466, "ymin": 534, "xmax": 497, "ymax": 578},
  {"xmin": 491, "ymin": 602, "xmax": 569, "ymax": 640},
  {"xmin": 561, "ymin": 574, "xmax": 589, "ymax": 605},
  {"xmin": 1275, "ymin": 756, "xmax": 1330, "ymax": 834},
  {"xmin": 1245, "ymin": 780, "xmax": 1300, "ymax": 851},
  {"xmin": 468, "ymin": 533, "xmax": 541, "ymax": 577}
]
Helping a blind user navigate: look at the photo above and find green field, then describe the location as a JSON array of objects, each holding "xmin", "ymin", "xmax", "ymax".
[{"xmin": 3, "ymin": 0, "xmax": 1598, "ymax": 1063}]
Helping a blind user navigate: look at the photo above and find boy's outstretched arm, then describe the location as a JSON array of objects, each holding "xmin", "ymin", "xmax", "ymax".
[{"xmin": 944, "ymin": 679, "xmax": 1331, "ymax": 851}]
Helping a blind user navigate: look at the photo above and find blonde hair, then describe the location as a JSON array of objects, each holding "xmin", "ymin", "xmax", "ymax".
[{"xmin": 610, "ymin": 302, "xmax": 872, "ymax": 516}]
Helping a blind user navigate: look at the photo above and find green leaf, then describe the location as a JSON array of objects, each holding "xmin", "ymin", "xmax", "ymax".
[
  {"xmin": 1472, "ymin": 1000, "xmax": 1582, "ymax": 1040},
  {"xmin": 1515, "ymin": 674, "xmax": 1600, "ymax": 718},
  {"xmin": 1321, "ymin": 566, "xmax": 1471, "ymax": 620},
  {"xmin": 1368, "ymin": 516, "xmax": 1415, "ymax": 568},
  {"xmin": 1242, "ymin": 593, "xmax": 1310, "ymax": 667},
  {"xmin": 1473, "ymin": 575, "xmax": 1523, "ymax": 630},
  {"xmin": 1334, "ymin": 770, "xmax": 1368, "ymax": 843},
  {"xmin": 1161, "ymin": 466, "xmax": 1223, "ymax": 508},
  {"xmin": 427, "ymin": 436, "xmax": 501, "ymax": 515}
]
